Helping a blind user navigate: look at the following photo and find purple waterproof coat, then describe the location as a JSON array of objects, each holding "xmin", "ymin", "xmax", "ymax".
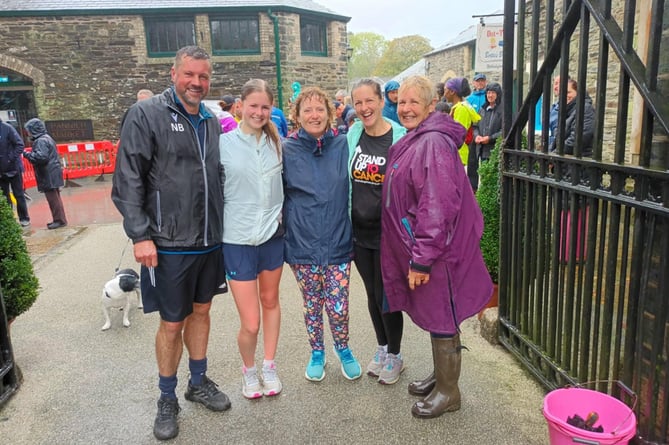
[{"xmin": 380, "ymin": 111, "xmax": 493, "ymax": 334}]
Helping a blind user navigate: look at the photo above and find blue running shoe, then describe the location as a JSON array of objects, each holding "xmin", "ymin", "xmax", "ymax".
[
  {"xmin": 334, "ymin": 346, "xmax": 362, "ymax": 380},
  {"xmin": 305, "ymin": 350, "xmax": 326, "ymax": 381}
]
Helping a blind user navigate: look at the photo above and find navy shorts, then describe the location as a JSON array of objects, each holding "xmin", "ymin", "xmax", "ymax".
[
  {"xmin": 140, "ymin": 244, "xmax": 228, "ymax": 322},
  {"xmin": 223, "ymin": 236, "xmax": 284, "ymax": 281}
]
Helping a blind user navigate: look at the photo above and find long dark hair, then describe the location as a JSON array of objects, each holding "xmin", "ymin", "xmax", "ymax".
[{"xmin": 240, "ymin": 79, "xmax": 281, "ymax": 157}]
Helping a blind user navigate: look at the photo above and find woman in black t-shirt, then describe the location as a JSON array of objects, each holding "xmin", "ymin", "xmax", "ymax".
[{"xmin": 346, "ymin": 79, "xmax": 407, "ymax": 385}]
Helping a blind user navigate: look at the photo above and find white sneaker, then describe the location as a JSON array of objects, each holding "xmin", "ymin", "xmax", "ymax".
[
  {"xmin": 378, "ymin": 353, "xmax": 405, "ymax": 385},
  {"xmin": 241, "ymin": 366, "xmax": 262, "ymax": 399},
  {"xmin": 261, "ymin": 362, "xmax": 283, "ymax": 396},
  {"xmin": 366, "ymin": 345, "xmax": 387, "ymax": 377}
]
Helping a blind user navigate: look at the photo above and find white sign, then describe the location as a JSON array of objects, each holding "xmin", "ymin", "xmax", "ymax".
[
  {"xmin": 475, "ymin": 23, "xmax": 504, "ymax": 72},
  {"xmin": 0, "ymin": 109, "xmax": 17, "ymax": 122}
]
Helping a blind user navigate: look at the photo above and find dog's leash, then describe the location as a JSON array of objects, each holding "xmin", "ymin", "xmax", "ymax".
[{"xmin": 114, "ymin": 238, "xmax": 132, "ymax": 276}]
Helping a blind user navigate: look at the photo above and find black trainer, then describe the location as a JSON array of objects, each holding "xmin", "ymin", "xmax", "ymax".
[
  {"xmin": 153, "ymin": 397, "xmax": 180, "ymax": 441},
  {"xmin": 184, "ymin": 375, "xmax": 231, "ymax": 411}
]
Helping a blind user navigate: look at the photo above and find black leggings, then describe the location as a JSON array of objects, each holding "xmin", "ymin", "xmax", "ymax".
[{"xmin": 353, "ymin": 244, "xmax": 403, "ymax": 354}]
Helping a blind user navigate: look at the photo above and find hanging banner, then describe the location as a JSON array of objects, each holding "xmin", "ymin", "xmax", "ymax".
[{"xmin": 475, "ymin": 23, "xmax": 504, "ymax": 72}]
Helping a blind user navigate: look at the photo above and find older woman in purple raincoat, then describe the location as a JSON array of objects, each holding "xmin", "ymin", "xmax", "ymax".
[{"xmin": 380, "ymin": 75, "xmax": 493, "ymax": 419}]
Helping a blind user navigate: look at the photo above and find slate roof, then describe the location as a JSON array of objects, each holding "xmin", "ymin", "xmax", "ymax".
[
  {"xmin": 390, "ymin": 58, "xmax": 427, "ymax": 84},
  {"xmin": 0, "ymin": 0, "xmax": 349, "ymax": 21},
  {"xmin": 426, "ymin": 10, "xmax": 503, "ymax": 57},
  {"xmin": 425, "ymin": 25, "xmax": 477, "ymax": 57}
]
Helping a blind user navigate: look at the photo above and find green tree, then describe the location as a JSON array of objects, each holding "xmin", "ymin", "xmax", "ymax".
[
  {"xmin": 373, "ymin": 35, "xmax": 433, "ymax": 77},
  {"xmin": 348, "ymin": 32, "xmax": 388, "ymax": 80},
  {"xmin": 0, "ymin": 198, "xmax": 39, "ymax": 320}
]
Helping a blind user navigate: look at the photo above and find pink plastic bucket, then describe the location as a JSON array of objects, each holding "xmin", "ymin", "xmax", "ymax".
[{"xmin": 543, "ymin": 387, "xmax": 637, "ymax": 445}]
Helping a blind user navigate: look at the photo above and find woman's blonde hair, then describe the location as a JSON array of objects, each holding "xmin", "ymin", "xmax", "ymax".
[
  {"xmin": 240, "ymin": 79, "xmax": 281, "ymax": 156},
  {"xmin": 398, "ymin": 75, "xmax": 437, "ymax": 106}
]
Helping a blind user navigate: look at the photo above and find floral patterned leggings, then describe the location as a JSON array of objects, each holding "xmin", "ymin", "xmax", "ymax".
[{"xmin": 290, "ymin": 262, "xmax": 351, "ymax": 352}]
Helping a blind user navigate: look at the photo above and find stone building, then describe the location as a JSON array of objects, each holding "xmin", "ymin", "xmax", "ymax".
[
  {"xmin": 424, "ymin": 25, "xmax": 479, "ymax": 84},
  {"xmin": 0, "ymin": 1, "xmax": 350, "ymax": 141}
]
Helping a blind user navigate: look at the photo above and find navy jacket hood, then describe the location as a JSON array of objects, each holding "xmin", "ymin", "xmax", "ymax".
[{"xmin": 24, "ymin": 118, "xmax": 48, "ymax": 140}]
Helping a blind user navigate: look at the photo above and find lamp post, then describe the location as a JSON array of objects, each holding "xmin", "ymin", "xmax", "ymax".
[{"xmin": 346, "ymin": 46, "xmax": 354, "ymax": 82}]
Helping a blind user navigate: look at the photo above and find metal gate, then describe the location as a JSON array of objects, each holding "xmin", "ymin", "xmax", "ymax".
[{"xmin": 499, "ymin": 1, "xmax": 668, "ymax": 443}]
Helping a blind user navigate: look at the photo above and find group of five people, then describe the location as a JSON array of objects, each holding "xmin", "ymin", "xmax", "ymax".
[{"xmin": 111, "ymin": 46, "xmax": 493, "ymax": 441}]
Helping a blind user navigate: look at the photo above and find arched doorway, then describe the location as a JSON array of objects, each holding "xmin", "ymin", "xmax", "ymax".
[{"xmin": 0, "ymin": 67, "xmax": 38, "ymax": 143}]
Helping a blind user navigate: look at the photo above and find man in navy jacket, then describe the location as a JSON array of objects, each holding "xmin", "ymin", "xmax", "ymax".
[{"xmin": 0, "ymin": 117, "xmax": 30, "ymax": 226}]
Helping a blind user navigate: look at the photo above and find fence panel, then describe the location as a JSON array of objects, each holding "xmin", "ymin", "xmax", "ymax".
[
  {"xmin": 500, "ymin": 1, "xmax": 669, "ymax": 442},
  {"xmin": 21, "ymin": 140, "xmax": 117, "ymax": 188}
]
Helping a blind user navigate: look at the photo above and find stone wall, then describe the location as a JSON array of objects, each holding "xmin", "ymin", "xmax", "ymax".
[
  {"xmin": 425, "ymin": 43, "xmax": 475, "ymax": 85},
  {"xmin": 0, "ymin": 11, "xmax": 348, "ymax": 141}
]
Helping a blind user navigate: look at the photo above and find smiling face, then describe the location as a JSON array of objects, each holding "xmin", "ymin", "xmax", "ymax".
[
  {"xmin": 171, "ymin": 56, "xmax": 211, "ymax": 114},
  {"xmin": 241, "ymin": 91, "xmax": 272, "ymax": 134},
  {"xmin": 474, "ymin": 78, "xmax": 487, "ymax": 91},
  {"xmin": 486, "ymin": 90, "xmax": 498, "ymax": 106},
  {"xmin": 386, "ymin": 89, "xmax": 398, "ymax": 104},
  {"xmin": 352, "ymin": 84, "xmax": 384, "ymax": 131},
  {"xmin": 297, "ymin": 96, "xmax": 330, "ymax": 138},
  {"xmin": 397, "ymin": 86, "xmax": 434, "ymax": 131}
]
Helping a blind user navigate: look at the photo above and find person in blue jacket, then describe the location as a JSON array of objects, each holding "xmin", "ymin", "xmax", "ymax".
[
  {"xmin": 282, "ymin": 86, "xmax": 362, "ymax": 383},
  {"xmin": 270, "ymin": 101, "xmax": 288, "ymax": 137},
  {"xmin": 382, "ymin": 80, "xmax": 401, "ymax": 124},
  {"xmin": 466, "ymin": 73, "xmax": 488, "ymax": 113},
  {"xmin": 0, "ymin": 117, "xmax": 30, "ymax": 226}
]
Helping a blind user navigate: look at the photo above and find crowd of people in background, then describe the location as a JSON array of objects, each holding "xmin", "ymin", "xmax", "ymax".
[{"xmin": 198, "ymin": 69, "xmax": 511, "ymax": 195}]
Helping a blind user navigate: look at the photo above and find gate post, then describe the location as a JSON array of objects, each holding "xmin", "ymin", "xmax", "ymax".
[{"xmin": 0, "ymin": 286, "xmax": 20, "ymax": 408}]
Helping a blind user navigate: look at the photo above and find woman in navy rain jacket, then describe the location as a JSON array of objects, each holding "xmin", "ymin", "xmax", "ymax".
[
  {"xmin": 23, "ymin": 118, "xmax": 67, "ymax": 229},
  {"xmin": 282, "ymin": 86, "xmax": 362, "ymax": 383}
]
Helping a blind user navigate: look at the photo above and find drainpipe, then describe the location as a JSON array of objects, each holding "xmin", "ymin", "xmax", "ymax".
[{"xmin": 267, "ymin": 9, "xmax": 284, "ymax": 110}]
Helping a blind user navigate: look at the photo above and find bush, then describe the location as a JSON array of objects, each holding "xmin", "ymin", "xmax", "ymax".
[
  {"xmin": 0, "ymin": 197, "xmax": 39, "ymax": 320},
  {"xmin": 476, "ymin": 138, "xmax": 501, "ymax": 284}
]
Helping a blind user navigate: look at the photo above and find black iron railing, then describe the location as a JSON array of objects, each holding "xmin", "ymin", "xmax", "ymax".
[{"xmin": 500, "ymin": 0, "xmax": 669, "ymax": 442}]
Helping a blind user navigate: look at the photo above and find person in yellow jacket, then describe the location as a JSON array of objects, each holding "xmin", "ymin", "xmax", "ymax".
[{"xmin": 445, "ymin": 77, "xmax": 480, "ymax": 166}]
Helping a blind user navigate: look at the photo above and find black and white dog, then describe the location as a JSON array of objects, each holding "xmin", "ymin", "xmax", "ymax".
[{"xmin": 101, "ymin": 268, "xmax": 142, "ymax": 331}]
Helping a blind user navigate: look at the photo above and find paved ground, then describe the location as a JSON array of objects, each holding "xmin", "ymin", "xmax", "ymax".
[{"xmin": 1, "ymin": 177, "xmax": 551, "ymax": 444}]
